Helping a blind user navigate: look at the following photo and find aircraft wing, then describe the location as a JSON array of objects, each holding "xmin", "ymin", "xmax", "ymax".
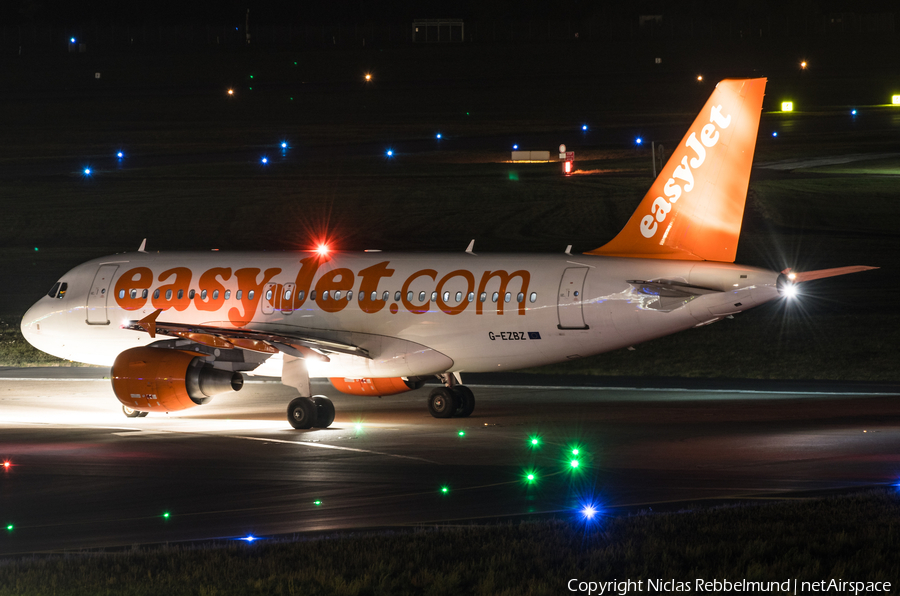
[{"xmin": 122, "ymin": 309, "xmax": 372, "ymax": 362}]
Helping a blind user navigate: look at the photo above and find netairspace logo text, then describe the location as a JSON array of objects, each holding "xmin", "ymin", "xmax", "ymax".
[{"xmin": 567, "ymin": 578, "xmax": 892, "ymax": 595}]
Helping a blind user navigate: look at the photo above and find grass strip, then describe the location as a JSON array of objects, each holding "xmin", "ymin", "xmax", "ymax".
[{"xmin": 1, "ymin": 489, "xmax": 897, "ymax": 595}]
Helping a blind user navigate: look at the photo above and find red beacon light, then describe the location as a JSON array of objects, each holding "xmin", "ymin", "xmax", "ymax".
[
  {"xmin": 3, "ymin": 461, "xmax": 10, "ymax": 470},
  {"xmin": 316, "ymin": 243, "xmax": 330, "ymax": 257}
]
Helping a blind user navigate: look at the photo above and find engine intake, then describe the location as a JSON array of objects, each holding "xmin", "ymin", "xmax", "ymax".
[{"xmin": 112, "ymin": 346, "xmax": 242, "ymax": 412}]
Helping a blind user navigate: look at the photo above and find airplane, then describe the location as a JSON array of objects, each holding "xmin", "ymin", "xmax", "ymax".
[{"xmin": 20, "ymin": 78, "xmax": 876, "ymax": 429}]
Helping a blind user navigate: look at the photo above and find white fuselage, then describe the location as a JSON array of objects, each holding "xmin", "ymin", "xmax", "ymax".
[{"xmin": 21, "ymin": 250, "xmax": 781, "ymax": 378}]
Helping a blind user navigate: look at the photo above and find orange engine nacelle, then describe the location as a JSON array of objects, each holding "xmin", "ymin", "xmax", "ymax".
[
  {"xmin": 329, "ymin": 377, "xmax": 426, "ymax": 397},
  {"xmin": 111, "ymin": 346, "xmax": 243, "ymax": 413}
]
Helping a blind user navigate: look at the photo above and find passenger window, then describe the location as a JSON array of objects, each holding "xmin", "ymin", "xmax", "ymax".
[
  {"xmin": 212, "ymin": 290, "xmax": 219, "ymax": 300},
  {"xmin": 443, "ymin": 291, "xmax": 450, "ymax": 302},
  {"xmin": 141, "ymin": 289, "xmax": 148, "ymax": 299},
  {"xmin": 189, "ymin": 289, "xmax": 195, "ymax": 299},
  {"xmin": 467, "ymin": 292, "xmax": 474, "ymax": 302},
  {"xmin": 480, "ymin": 292, "xmax": 487, "ymax": 302},
  {"xmin": 153, "ymin": 289, "xmax": 160, "ymax": 299},
  {"xmin": 322, "ymin": 291, "xmax": 330, "ymax": 300},
  {"xmin": 492, "ymin": 292, "xmax": 499, "ymax": 303},
  {"xmin": 265, "ymin": 289, "xmax": 272, "ymax": 301},
  {"xmin": 395, "ymin": 291, "xmax": 402, "ymax": 301},
  {"xmin": 505, "ymin": 292, "xmax": 511, "ymax": 303},
  {"xmin": 283, "ymin": 289, "xmax": 291, "ymax": 301},
  {"xmin": 517, "ymin": 292, "xmax": 524, "ymax": 303},
  {"xmin": 530, "ymin": 292, "xmax": 537, "ymax": 303},
  {"xmin": 346, "ymin": 291, "xmax": 353, "ymax": 301},
  {"xmin": 166, "ymin": 289, "xmax": 173, "ymax": 300},
  {"xmin": 236, "ymin": 290, "xmax": 243, "ymax": 300},
  {"xmin": 407, "ymin": 291, "xmax": 413, "ymax": 302},
  {"xmin": 310, "ymin": 290, "xmax": 316, "ymax": 301},
  {"xmin": 201, "ymin": 289, "xmax": 208, "ymax": 300},
  {"xmin": 58, "ymin": 283, "xmax": 67, "ymax": 299},
  {"xmin": 178, "ymin": 289, "xmax": 184, "ymax": 300},
  {"xmin": 418, "ymin": 291, "xmax": 425, "ymax": 302},
  {"xmin": 359, "ymin": 291, "xmax": 365, "ymax": 302},
  {"xmin": 248, "ymin": 290, "xmax": 254, "ymax": 300},
  {"xmin": 334, "ymin": 291, "xmax": 341, "ymax": 300},
  {"xmin": 119, "ymin": 289, "xmax": 125, "ymax": 299},
  {"xmin": 371, "ymin": 291, "xmax": 377, "ymax": 301},
  {"xmin": 47, "ymin": 282, "xmax": 61, "ymax": 298},
  {"xmin": 297, "ymin": 291, "xmax": 304, "ymax": 301},
  {"xmin": 455, "ymin": 291, "xmax": 462, "ymax": 303},
  {"xmin": 224, "ymin": 290, "xmax": 231, "ymax": 300},
  {"xmin": 431, "ymin": 291, "xmax": 437, "ymax": 302},
  {"xmin": 382, "ymin": 291, "xmax": 389, "ymax": 301},
  {"xmin": 130, "ymin": 289, "xmax": 137, "ymax": 299}
]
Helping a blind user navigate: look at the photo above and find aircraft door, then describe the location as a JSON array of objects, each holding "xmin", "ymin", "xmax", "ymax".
[
  {"xmin": 281, "ymin": 283, "xmax": 296, "ymax": 314},
  {"xmin": 86, "ymin": 264, "xmax": 119, "ymax": 325},
  {"xmin": 557, "ymin": 267, "xmax": 590, "ymax": 330}
]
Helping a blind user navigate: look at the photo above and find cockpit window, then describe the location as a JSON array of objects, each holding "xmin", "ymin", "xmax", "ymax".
[
  {"xmin": 57, "ymin": 283, "xmax": 68, "ymax": 299},
  {"xmin": 47, "ymin": 282, "xmax": 61, "ymax": 298}
]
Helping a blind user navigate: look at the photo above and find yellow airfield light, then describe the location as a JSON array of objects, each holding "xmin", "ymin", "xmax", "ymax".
[
  {"xmin": 800, "ymin": 61, "xmax": 807, "ymax": 69},
  {"xmin": 781, "ymin": 101, "xmax": 793, "ymax": 112},
  {"xmin": 227, "ymin": 89, "xmax": 234, "ymax": 96},
  {"xmin": 892, "ymin": 95, "xmax": 900, "ymax": 105},
  {"xmin": 696, "ymin": 75, "xmax": 703, "ymax": 81},
  {"xmin": 365, "ymin": 74, "xmax": 372, "ymax": 82}
]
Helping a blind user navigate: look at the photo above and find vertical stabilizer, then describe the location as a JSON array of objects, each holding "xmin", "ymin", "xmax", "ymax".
[{"xmin": 588, "ymin": 78, "xmax": 766, "ymax": 262}]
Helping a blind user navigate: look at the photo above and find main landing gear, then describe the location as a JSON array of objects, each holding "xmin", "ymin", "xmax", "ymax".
[
  {"xmin": 287, "ymin": 395, "xmax": 336, "ymax": 430},
  {"xmin": 427, "ymin": 374, "xmax": 475, "ymax": 419}
]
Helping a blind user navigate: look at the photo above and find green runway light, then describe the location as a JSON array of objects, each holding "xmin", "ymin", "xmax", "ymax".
[
  {"xmin": 457, "ymin": 430, "xmax": 465, "ymax": 437},
  {"xmin": 524, "ymin": 470, "xmax": 537, "ymax": 484},
  {"xmin": 34, "ymin": 247, "xmax": 38, "ymax": 252},
  {"xmin": 440, "ymin": 486, "xmax": 449, "ymax": 494},
  {"xmin": 529, "ymin": 435, "xmax": 540, "ymax": 447},
  {"xmin": 162, "ymin": 512, "xmax": 170, "ymax": 519},
  {"xmin": 572, "ymin": 448, "xmax": 579, "ymax": 456},
  {"xmin": 570, "ymin": 459, "xmax": 580, "ymax": 469},
  {"xmin": 5, "ymin": 524, "xmax": 12, "ymax": 531},
  {"xmin": 313, "ymin": 500, "xmax": 322, "ymax": 506}
]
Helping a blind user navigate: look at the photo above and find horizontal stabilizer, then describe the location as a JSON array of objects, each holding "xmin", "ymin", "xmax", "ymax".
[{"xmin": 789, "ymin": 266, "xmax": 878, "ymax": 283}]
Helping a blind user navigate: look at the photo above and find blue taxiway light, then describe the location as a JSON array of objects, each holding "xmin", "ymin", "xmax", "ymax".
[
  {"xmin": 241, "ymin": 535, "xmax": 258, "ymax": 542},
  {"xmin": 635, "ymin": 137, "xmax": 643, "ymax": 145},
  {"xmin": 70, "ymin": 38, "xmax": 75, "ymax": 43},
  {"xmin": 772, "ymin": 131, "xmax": 778, "ymax": 137},
  {"xmin": 582, "ymin": 125, "xmax": 588, "ymax": 131},
  {"xmin": 117, "ymin": 152, "xmax": 124, "ymax": 159},
  {"xmin": 386, "ymin": 149, "xmax": 394, "ymax": 157},
  {"xmin": 83, "ymin": 168, "xmax": 91, "ymax": 175},
  {"xmin": 512, "ymin": 144, "xmax": 518, "ymax": 150},
  {"xmin": 851, "ymin": 109, "xmax": 857, "ymax": 115},
  {"xmin": 436, "ymin": 133, "xmax": 442, "ymax": 139},
  {"xmin": 261, "ymin": 157, "xmax": 268, "ymax": 164},
  {"xmin": 281, "ymin": 142, "xmax": 288, "ymax": 148}
]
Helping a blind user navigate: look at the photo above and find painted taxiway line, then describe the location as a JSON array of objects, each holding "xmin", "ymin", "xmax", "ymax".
[{"xmin": 223, "ymin": 434, "xmax": 439, "ymax": 463}]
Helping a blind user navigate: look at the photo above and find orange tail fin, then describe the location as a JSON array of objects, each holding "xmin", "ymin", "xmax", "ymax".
[{"xmin": 587, "ymin": 78, "xmax": 767, "ymax": 262}]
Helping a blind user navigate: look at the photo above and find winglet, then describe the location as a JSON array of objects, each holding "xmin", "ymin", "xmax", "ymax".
[
  {"xmin": 138, "ymin": 238, "xmax": 147, "ymax": 253},
  {"xmin": 137, "ymin": 309, "xmax": 164, "ymax": 338},
  {"xmin": 465, "ymin": 239, "xmax": 476, "ymax": 255}
]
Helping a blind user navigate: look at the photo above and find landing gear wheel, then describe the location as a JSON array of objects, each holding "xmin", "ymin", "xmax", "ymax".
[
  {"xmin": 312, "ymin": 396, "xmax": 335, "ymax": 428},
  {"xmin": 427, "ymin": 387, "xmax": 458, "ymax": 419},
  {"xmin": 287, "ymin": 397, "xmax": 318, "ymax": 429},
  {"xmin": 138, "ymin": 411, "xmax": 150, "ymax": 418},
  {"xmin": 123, "ymin": 406, "xmax": 142, "ymax": 418},
  {"xmin": 452, "ymin": 385, "xmax": 475, "ymax": 418}
]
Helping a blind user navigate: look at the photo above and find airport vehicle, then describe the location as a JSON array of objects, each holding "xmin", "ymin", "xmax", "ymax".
[{"xmin": 20, "ymin": 78, "xmax": 874, "ymax": 428}]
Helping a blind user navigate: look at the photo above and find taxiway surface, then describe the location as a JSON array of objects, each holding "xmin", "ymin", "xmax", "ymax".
[{"xmin": 1, "ymin": 370, "xmax": 899, "ymax": 555}]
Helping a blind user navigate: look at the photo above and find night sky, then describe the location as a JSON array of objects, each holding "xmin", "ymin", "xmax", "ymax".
[{"xmin": 5, "ymin": 0, "xmax": 899, "ymax": 26}]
